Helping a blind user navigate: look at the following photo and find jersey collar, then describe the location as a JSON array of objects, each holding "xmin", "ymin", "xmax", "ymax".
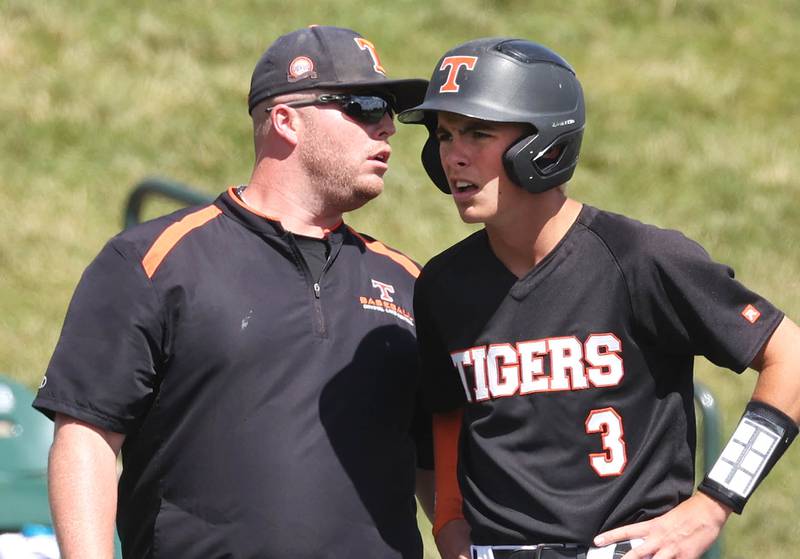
[{"xmin": 215, "ymin": 187, "xmax": 345, "ymax": 242}]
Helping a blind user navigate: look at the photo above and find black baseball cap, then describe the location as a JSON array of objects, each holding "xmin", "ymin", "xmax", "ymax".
[{"xmin": 248, "ymin": 25, "xmax": 428, "ymax": 114}]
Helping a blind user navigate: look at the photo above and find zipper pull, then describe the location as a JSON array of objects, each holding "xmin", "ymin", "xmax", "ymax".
[{"xmin": 313, "ymin": 283, "xmax": 321, "ymax": 298}]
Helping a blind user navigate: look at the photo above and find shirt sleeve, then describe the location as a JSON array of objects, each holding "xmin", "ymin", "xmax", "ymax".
[
  {"xmin": 32, "ymin": 237, "xmax": 165, "ymax": 433},
  {"xmin": 432, "ymin": 409, "xmax": 465, "ymax": 536},
  {"xmin": 626, "ymin": 228, "xmax": 783, "ymax": 372},
  {"xmin": 414, "ymin": 270, "xmax": 470, "ymax": 413}
]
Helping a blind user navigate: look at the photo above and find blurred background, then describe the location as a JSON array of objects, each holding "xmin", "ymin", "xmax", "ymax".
[{"xmin": 1, "ymin": 1, "xmax": 798, "ymax": 557}]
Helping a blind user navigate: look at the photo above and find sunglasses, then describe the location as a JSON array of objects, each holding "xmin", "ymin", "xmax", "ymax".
[{"xmin": 265, "ymin": 93, "xmax": 395, "ymax": 124}]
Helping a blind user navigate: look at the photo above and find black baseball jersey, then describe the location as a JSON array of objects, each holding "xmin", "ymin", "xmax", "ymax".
[
  {"xmin": 415, "ymin": 204, "xmax": 783, "ymax": 545},
  {"xmin": 34, "ymin": 188, "xmax": 432, "ymax": 559}
]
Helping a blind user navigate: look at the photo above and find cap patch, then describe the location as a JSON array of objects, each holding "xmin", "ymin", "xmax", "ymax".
[
  {"xmin": 741, "ymin": 304, "xmax": 761, "ymax": 324},
  {"xmin": 288, "ymin": 56, "xmax": 317, "ymax": 83}
]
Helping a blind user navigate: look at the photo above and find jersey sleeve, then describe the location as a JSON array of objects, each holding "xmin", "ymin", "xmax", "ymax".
[
  {"xmin": 32, "ymin": 237, "xmax": 165, "ymax": 433},
  {"xmin": 625, "ymin": 228, "xmax": 783, "ymax": 372},
  {"xmin": 414, "ymin": 269, "xmax": 469, "ymax": 413}
]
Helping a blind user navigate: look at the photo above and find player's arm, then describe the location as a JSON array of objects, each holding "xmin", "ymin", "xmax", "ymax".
[
  {"xmin": 749, "ymin": 316, "xmax": 800, "ymax": 419},
  {"xmin": 433, "ymin": 408, "xmax": 471, "ymax": 559},
  {"xmin": 595, "ymin": 316, "xmax": 800, "ymax": 559},
  {"xmin": 436, "ymin": 519, "xmax": 472, "ymax": 559},
  {"xmin": 413, "ymin": 269, "xmax": 472, "ymax": 558},
  {"xmin": 49, "ymin": 413, "xmax": 125, "ymax": 559}
]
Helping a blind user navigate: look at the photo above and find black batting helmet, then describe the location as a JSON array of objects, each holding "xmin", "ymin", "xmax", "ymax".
[{"xmin": 398, "ymin": 37, "xmax": 585, "ymax": 194}]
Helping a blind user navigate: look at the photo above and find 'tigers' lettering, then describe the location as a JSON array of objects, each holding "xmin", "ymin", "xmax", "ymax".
[{"xmin": 451, "ymin": 333, "xmax": 624, "ymax": 402}]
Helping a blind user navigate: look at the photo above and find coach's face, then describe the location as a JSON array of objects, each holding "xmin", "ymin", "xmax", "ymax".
[
  {"xmin": 297, "ymin": 91, "xmax": 396, "ymax": 213},
  {"xmin": 436, "ymin": 112, "xmax": 529, "ymax": 225}
]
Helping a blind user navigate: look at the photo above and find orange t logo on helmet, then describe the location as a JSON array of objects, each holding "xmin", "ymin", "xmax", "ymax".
[{"xmin": 438, "ymin": 56, "xmax": 478, "ymax": 93}]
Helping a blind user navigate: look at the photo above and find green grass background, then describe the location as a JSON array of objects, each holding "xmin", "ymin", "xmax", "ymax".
[{"xmin": 2, "ymin": 1, "xmax": 799, "ymax": 557}]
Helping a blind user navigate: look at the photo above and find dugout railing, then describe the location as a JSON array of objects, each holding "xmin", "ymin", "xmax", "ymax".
[{"xmin": 123, "ymin": 177, "xmax": 724, "ymax": 559}]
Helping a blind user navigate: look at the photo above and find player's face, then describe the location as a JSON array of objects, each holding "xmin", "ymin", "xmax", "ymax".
[
  {"xmin": 297, "ymin": 92, "xmax": 396, "ymax": 213},
  {"xmin": 436, "ymin": 112, "xmax": 529, "ymax": 225}
]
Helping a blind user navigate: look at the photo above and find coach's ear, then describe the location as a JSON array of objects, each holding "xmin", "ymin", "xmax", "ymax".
[{"xmin": 268, "ymin": 104, "xmax": 302, "ymax": 147}]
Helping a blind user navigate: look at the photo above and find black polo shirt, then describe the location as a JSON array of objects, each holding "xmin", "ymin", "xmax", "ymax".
[{"xmin": 35, "ymin": 188, "xmax": 431, "ymax": 558}]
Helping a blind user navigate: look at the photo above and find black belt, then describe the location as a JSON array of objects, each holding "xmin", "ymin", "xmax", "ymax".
[{"xmin": 476, "ymin": 540, "xmax": 634, "ymax": 559}]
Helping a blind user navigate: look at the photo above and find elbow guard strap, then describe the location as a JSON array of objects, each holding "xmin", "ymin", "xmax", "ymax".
[{"xmin": 699, "ymin": 400, "xmax": 798, "ymax": 514}]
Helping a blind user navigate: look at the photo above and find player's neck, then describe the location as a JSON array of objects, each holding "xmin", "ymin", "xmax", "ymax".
[{"xmin": 485, "ymin": 195, "xmax": 582, "ymax": 278}]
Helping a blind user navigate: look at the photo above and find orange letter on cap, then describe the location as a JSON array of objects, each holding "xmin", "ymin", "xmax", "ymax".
[{"xmin": 354, "ymin": 38, "xmax": 387, "ymax": 75}]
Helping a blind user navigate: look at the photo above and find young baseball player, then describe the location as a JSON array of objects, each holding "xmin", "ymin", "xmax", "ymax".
[
  {"xmin": 34, "ymin": 26, "xmax": 433, "ymax": 558},
  {"xmin": 399, "ymin": 38, "xmax": 800, "ymax": 559}
]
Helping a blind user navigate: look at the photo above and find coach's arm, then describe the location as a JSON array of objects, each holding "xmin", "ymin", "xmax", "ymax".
[{"xmin": 49, "ymin": 413, "xmax": 125, "ymax": 559}]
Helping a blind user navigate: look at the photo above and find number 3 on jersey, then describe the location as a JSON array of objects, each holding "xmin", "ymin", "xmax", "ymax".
[{"xmin": 585, "ymin": 407, "xmax": 627, "ymax": 476}]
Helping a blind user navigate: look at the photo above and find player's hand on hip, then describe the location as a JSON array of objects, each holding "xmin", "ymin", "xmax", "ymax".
[
  {"xmin": 592, "ymin": 492, "xmax": 732, "ymax": 559},
  {"xmin": 434, "ymin": 518, "xmax": 472, "ymax": 559}
]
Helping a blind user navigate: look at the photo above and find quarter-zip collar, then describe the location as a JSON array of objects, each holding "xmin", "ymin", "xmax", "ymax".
[
  {"xmin": 215, "ymin": 187, "xmax": 349, "ymax": 338},
  {"xmin": 215, "ymin": 186, "xmax": 346, "ymax": 245}
]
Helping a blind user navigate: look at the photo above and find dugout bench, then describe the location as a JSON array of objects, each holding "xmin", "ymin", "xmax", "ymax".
[{"xmin": 121, "ymin": 177, "xmax": 725, "ymax": 559}]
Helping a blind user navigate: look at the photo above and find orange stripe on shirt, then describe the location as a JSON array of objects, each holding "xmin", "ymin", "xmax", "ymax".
[
  {"xmin": 142, "ymin": 205, "xmax": 222, "ymax": 279},
  {"xmin": 348, "ymin": 228, "xmax": 420, "ymax": 278},
  {"xmin": 433, "ymin": 408, "xmax": 465, "ymax": 536}
]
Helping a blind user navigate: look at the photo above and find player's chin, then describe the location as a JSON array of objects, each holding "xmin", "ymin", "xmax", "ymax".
[
  {"xmin": 453, "ymin": 201, "xmax": 487, "ymax": 224},
  {"xmin": 461, "ymin": 217, "xmax": 485, "ymax": 224}
]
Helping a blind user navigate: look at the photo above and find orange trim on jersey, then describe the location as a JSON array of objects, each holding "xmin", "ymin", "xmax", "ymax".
[
  {"xmin": 227, "ymin": 186, "xmax": 344, "ymax": 237},
  {"xmin": 227, "ymin": 186, "xmax": 283, "ymax": 223},
  {"xmin": 348, "ymin": 227, "xmax": 420, "ymax": 278},
  {"xmin": 142, "ymin": 205, "xmax": 222, "ymax": 279},
  {"xmin": 432, "ymin": 408, "xmax": 465, "ymax": 536}
]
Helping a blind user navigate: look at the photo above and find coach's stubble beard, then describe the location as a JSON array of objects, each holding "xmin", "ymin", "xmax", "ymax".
[{"xmin": 299, "ymin": 120, "xmax": 384, "ymax": 214}]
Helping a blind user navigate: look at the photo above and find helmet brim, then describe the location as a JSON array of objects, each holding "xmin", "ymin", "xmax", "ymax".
[{"xmin": 398, "ymin": 97, "xmax": 537, "ymax": 125}]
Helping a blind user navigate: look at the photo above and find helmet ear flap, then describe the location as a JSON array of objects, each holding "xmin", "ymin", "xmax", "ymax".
[
  {"xmin": 502, "ymin": 128, "xmax": 584, "ymax": 194},
  {"xmin": 501, "ymin": 132, "xmax": 536, "ymax": 192},
  {"xmin": 421, "ymin": 136, "xmax": 451, "ymax": 194}
]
